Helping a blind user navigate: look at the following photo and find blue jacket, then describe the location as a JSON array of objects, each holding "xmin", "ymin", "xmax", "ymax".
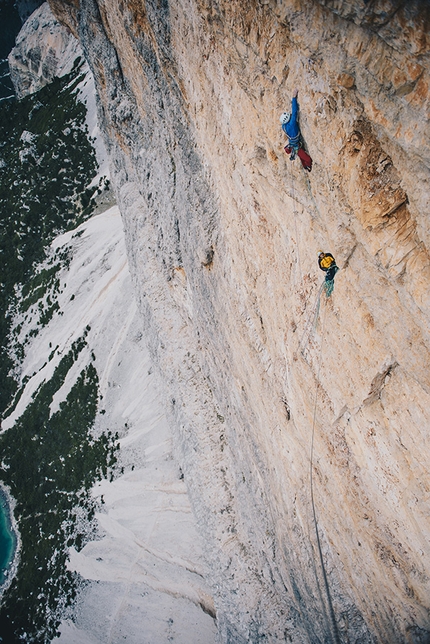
[{"xmin": 282, "ymin": 96, "xmax": 300, "ymax": 141}]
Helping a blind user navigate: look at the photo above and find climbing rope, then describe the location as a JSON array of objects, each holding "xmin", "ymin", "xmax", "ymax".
[
  {"xmin": 308, "ymin": 298, "xmax": 341, "ymax": 644},
  {"xmin": 284, "ymin": 143, "xmax": 340, "ymax": 639},
  {"xmin": 304, "ymin": 172, "xmax": 320, "ymax": 221},
  {"xmin": 287, "ymin": 159, "xmax": 303, "ymax": 284}
]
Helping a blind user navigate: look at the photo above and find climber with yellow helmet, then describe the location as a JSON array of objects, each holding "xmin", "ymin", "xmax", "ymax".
[
  {"xmin": 318, "ymin": 251, "xmax": 339, "ymax": 296},
  {"xmin": 280, "ymin": 89, "xmax": 312, "ymax": 172}
]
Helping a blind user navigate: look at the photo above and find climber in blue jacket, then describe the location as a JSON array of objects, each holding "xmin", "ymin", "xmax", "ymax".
[{"xmin": 280, "ymin": 90, "xmax": 312, "ymax": 171}]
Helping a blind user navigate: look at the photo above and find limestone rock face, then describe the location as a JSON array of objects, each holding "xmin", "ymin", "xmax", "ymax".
[
  {"xmin": 8, "ymin": 2, "xmax": 81, "ymax": 99},
  {"xmin": 48, "ymin": 0, "xmax": 430, "ymax": 642}
]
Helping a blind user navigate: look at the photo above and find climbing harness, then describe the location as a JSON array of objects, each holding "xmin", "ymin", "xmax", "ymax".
[
  {"xmin": 308, "ymin": 298, "xmax": 341, "ymax": 644},
  {"xmin": 288, "ymin": 132, "xmax": 301, "ymax": 145},
  {"xmin": 287, "ymin": 133, "xmax": 301, "ymax": 151},
  {"xmin": 286, "ymin": 133, "xmax": 301, "ymax": 160}
]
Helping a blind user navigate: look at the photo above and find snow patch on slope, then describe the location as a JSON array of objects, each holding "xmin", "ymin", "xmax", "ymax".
[{"xmin": 4, "ymin": 206, "xmax": 215, "ymax": 642}]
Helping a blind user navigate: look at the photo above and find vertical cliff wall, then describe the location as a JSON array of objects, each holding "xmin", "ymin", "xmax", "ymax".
[{"xmin": 48, "ymin": 1, "xmax": 430, "ymax": 642}]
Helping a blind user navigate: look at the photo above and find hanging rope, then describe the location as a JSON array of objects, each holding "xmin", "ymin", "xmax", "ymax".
[
  {"xmin": 309, "ymin": 299, "xmax": 341, "ymax": 644},
  {"xmin": 287, "ymin": 159, "xmax": 303, "ymax": 284},
  {"xmin": 284, "ymin": 155, "xmax": 340, "ymax": 639},
  {"xmin": 304, "ymin": 172, "xmax": 321, "ymax": 221}
]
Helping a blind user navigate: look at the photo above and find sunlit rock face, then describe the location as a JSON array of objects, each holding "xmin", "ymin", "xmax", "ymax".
[
  {"xmin": 8, "ymin": 2, "xmax": 82, "ymax": 98},
  {"xmin": 48, "ymin": 1, "xmax": 430, "ymax": 642}
]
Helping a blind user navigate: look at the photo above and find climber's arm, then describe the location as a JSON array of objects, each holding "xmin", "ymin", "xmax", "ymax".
[{"xmin": 291, "ymin": 94, "xmax": 298, "ymax": 126}]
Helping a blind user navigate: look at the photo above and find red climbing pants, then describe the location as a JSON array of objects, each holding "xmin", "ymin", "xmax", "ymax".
[
  {"xmin": 284, "ymin": 146, "xmax": 312, "ymax": 172},
  {"xmin": 298, "ymin": 148, "xmax": 312, "ymax": 172}
]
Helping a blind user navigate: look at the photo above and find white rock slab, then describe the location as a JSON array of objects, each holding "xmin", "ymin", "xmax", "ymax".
[{"xmin": 4, "ymin": 206, "xmax": 216, "ymax": 643}]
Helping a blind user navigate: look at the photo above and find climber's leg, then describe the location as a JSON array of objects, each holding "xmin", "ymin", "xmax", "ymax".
[
  {"xmin": 324, "ymin": 279, "xmax": 335, "ymax": 297},
  {"xmin": 326, "ymin": 265, "xmax": 339, "ymax": 281},
  {"xmin": 298, "ymin": 148, "xmax": 312, "ymax": 172},
  {"xmin": 323, "ymin": 265, "xmax": 339, "ymax": 297}
]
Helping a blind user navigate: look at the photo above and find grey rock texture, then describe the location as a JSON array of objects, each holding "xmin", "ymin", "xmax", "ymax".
[
  {"xmin": 48, "ymin": 1, "xmax": 430, "ymax": 642},
  {"xmin": 8, "ymin": 2, "xmax": 81, "ymax": 98}
]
